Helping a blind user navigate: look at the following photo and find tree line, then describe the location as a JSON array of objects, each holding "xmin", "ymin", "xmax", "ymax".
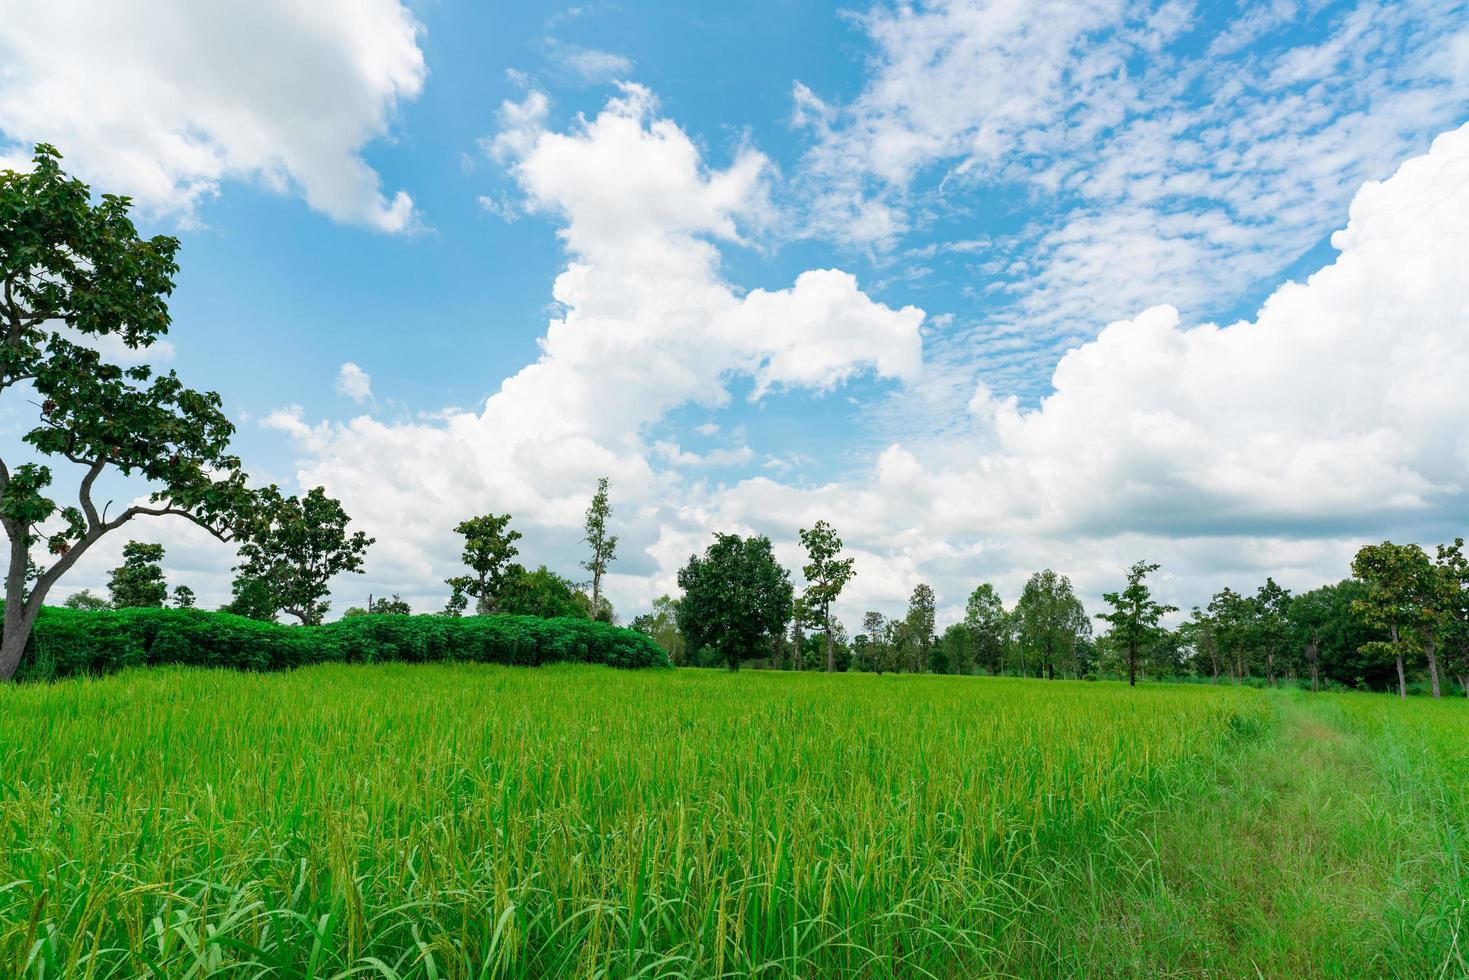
[
  {"xmin": 637, "ymin": 529, "xmax": 1469, "ymax": 699},
  {"xmin": 4, "ymin": 147, "xmax": 1465, "ymax": 697},
  {"xmin": 62, "ymin": 478, "xmax": 624, "ymax": 627}
]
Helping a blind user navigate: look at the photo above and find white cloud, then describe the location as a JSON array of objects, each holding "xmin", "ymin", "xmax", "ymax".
[
  {"xmin": 0, "ymin": 0, "xmax": 426, "ymax": 231},
  {"xmin": 44, "ymin": 89, "xmax": 1469, "ymax": 636},
  {"xmin": 335, "ymin": 362, "xmax": 374, "ymax": 404},
  {"xmin": 252, "ymin": 86, "xmax": 922, "ymax": 613},
  {"xmin": 259, "ymin": 101, "xmax": 1467, "ymax": 632},
  {"xmin": 795, "ymin": 0, "xmax": 1469, "ymax": 404},
  {"xmin": 541, "ymin": 39, "xmax": 633, "ymax": 84}
]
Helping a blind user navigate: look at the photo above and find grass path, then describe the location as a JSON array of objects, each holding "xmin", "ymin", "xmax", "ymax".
[{"xmin": 1019, "ymin": 691, "xmax": 1469, "ymax": 977}]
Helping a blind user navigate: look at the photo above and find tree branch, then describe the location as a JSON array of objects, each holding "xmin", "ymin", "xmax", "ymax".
[
  {"xmin": 78, "ymin": 459, "xmax": 105, "ymax": 529},
  {"xmin": 107, "ymin": 503, "xmax": 234, "ymax": 543}
]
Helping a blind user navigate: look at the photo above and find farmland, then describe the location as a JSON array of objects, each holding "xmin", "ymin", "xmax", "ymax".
[{"xmin": 1, "ymin": 665, "xmax": 1464, "ymax": 977}]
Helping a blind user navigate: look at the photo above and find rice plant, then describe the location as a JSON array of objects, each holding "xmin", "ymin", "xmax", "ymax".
[{"xmin": 0, "ymin": 665, "xmax": 1268, "ymax": 978}]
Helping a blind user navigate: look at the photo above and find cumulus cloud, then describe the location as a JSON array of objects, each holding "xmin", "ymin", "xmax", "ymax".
[
  {"xmin": 335, "ymin": 363, "xmax": 374, "ymax": 404},
  {"xmin": 0, "ymin": 0, "xmax": 426, "ymax": 230},
  {"xmin": 254, "ymin": 86, "xmax": 923, "ymax": 613},
  {"xmin": 43, "ymin": 88, "xmax": 1467, "ymax": 633}
]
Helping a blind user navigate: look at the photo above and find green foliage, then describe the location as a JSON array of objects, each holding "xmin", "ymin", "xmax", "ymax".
[
  {"xmin": 170, "ymin": 584, "xmax": 196, "ymax": 609},
  {"xmin": 1352, "ymin": 540, "xmax": 1437, "ymax": 697},
  {"xmin": 1289, "ymin": 580, "xmax": 1392, "ymax": 690},
  {"xmin": 0, "ymin": 145, "xmax": 258, "ymax": 677},
  {"xmin": 106, "ymin": 540, "xmax": 167, "ymax": 608},
  {"xmin": 498, "ymin": 566, "xmax": 586, "ymax": 619},
  {"xmin": 0, "ymin": 666, "xmax": 1277, "ymax": 976},
  {"xmin": 904, "ymin": 582, "xmax": 937, "ymax": 672},
  {"xmin": 630, "ymin": 594, "xmax": 686, "ymax": 665},
  {"xmin": 676, "ymin": 532, "xmax": 793, "ymax": 670},
  {"xmin": 1098, "ymin": 561, "xmax": 1177, "ymax": 686},
  {"xmin": 444, "ymin": 513, "xmax": 521, "ymax": 615},
  {"xmin": 964, "ymin": 583, "xmax": 1010, "ymax": 674},
  {"xmin": 581, "ymin": 477, "xmax": 618, "ymax": 618},
  {"xmin": 234, "ymin": 486, "xmax": 372, "ymax": 625},
  {"xmin": 219, "ymin": 573, "xmax": 277, "ymax": 622},
  {"xmin": 798, "ymin": 520, "xmax": 855, "ymax": 671},
  {"xmin": 61, "ymin": 588, "xmax": 109, "ymax": 611},
  {"xmin": 12, "ymin": 605, "xmax": 668, "ymax": 681},
  {"xmin": 345, "ymin": 594, "xmax": 412, "ymax": 617},
  {"xmin": 1016, "ymin": 569, "xmax": 1090, "ymax": 679}
]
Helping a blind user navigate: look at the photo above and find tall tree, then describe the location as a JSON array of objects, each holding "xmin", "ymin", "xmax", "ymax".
[
  {"xmin": 1207, "ymin": 587, "xmax": 1253, "ymax": 681},
  {"xmin": 233, "ymin": 486, "xmax": 372, "ymax": 625},
  {"xmin": 1252, "ymin": 578, "xmax": 1292, "ymax": 688},
  {"xmin": 1436, "ymin": 540, "xmax": 1469, "ymax": 698},
  {"xmin": 1178, "ymin": 606, "xmax": 1221, "ymax": 683},
  {"xmin": 1351, "ymin": 541, "xmax": 1436, "ymax": 699},
  {"xmin": 905, "ymin": 582, "xmax": 937, "ymax": 672},
  {"xmin": 171, "ymin": 585, "xmax": 196, "ymax": 609},
  {"xmin": 1097, "ymin": 560, "xmax": 1177, "ymax": 687},
  {"xmin": 581, "ymin": 477, "xmax": 618, "ymax": 620},
  {"xmin": 676, "ymin": 532, "xmax": 792, "ymax": 671},
  {"xmin": 106, "ymin": 540, "xmax": 168, "ymax": 608},
  {"xmin": 964, "ymin": 583, "xmax": 1009, "ymax": 675},
  {"xmin": 1014, "ymin": 569, "xmax": 1088, "ymax": 679},
  {"xmin": 860, "ymin": 610, "xmax": 888, "ymax": 674},
  {"xmin": 444, "ymin": 513, "xmax": 521, "ymax": 615},
  {"xmin": 1287, "ymin": 580, "xmax": 1391, "ymax": 691},
  {"xmin": 798, "ymin": 520, "xmax": 856, "ymax": 672},
  {"xmin": 0, "ymin": 145, "xmax": 257, "ymax": 679},
  {"xmin": 1286, "ymin": 592, "xmax": 1329, "ymax": 692}
]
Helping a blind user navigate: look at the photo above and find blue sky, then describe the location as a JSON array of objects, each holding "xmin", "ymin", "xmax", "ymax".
[{"xmin": 3, "ymin": 0, "xmax": 1468, "ymax": 625}]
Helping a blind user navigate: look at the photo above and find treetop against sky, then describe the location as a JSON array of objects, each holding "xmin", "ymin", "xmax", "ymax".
[{"xmin": 1, "ymin": 0, "xmax": 1467, "ymax": 625}]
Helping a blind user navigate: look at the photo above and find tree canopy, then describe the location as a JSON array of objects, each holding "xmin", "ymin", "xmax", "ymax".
[
  {"xmin": 107, "ymin": 540, "xmax": 167, "ymax": 609},
  {"xmin": 676, "ymin": 533, "xmax": 792, "ymax": 670},
  {"xmin": 799, "ymin": 519, "xmax": 855, "ymax": 672},
  {"xmin": 233, "ymin": 486, "xmax": 372, "ymax": 626},
  {"xmin": 445, "ymin": 513, "xmax": 522, "ymax": 616},
  {"xmin": 0, "ymin": 145, "xmax": 258, "ymax": 677},
  {"xmin": 1097, "ymin": 560, "xmax": 1176, "ymax": 687}
]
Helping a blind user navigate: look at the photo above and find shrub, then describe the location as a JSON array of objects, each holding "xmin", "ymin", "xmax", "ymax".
[{"xmin": 15, "ymin": 606, "xmax": 669, "ymax": 681}]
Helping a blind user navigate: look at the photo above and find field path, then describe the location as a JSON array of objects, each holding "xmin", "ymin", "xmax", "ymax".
[{"xmin": 1033, "ymin": 692, "xmax": 1468, "ymax": 977}]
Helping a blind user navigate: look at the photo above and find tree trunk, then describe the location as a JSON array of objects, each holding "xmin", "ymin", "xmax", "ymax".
[
  {"xmin": 1266, "ymin": 651, "xmax": 1275, "ymax": 688},
  {"xmin": 1308, "ymin": 638, "xmax": 1319, "ymax": 693},
  {"xmin": 825, "ymin": 624, "xmax": 834, "ymax": 673},
  {"xmin": 0, "ymin": 526, "xmax": 39, "ymax": 680},
  {"xmin": 1128, "ymin": 642, "xmax": 1136, "ymax": 687},
  {"xmin": 0, "ymin": 611, "xmax": 37, "ymax": 681},
  {"xmin": 1424, "ymin": 635, "xmax": 1441, "ymax": 698},
  {"xmin": 1460, "ymin": 673, "xmax": 1468, "ymax": 699},
  {"xmin": 1391, "ymin": 625, "xmax": 1406, "ymax": 699}
]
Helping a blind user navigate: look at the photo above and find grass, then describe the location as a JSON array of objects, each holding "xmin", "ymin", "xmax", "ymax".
[{"xmin": 0, "ymin": 665, "xmax": 1462, "ymax": 977}]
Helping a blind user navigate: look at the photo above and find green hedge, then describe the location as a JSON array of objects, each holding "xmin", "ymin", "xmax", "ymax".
[{"xmin": 16, "ymin": 606, "xmax": 670, "ymax": 681}]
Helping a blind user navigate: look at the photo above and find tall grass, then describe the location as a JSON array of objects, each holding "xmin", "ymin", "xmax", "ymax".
[{"xmin": 0, "ymin": 665, "xmax": 1268, "ymax": 977}]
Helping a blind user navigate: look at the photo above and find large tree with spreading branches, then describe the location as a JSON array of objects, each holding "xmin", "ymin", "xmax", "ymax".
[{"xmin": 0, "ymin": 145, "xmax": 257, "ymax": 678}]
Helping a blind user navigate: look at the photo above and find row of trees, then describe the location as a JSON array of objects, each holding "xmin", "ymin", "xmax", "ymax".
[
  {"xmin": 640, "ymin": 525, "xmax": 1469, "ymax": 699},
  {"xmin": 60, "ymin": 479, "xmax": 624, "ymax": 628}
]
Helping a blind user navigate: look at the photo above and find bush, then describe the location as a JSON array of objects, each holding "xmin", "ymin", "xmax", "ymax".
[{"xmin": 15, "ymin": 606, "xmax": 670, "ymax": 681}]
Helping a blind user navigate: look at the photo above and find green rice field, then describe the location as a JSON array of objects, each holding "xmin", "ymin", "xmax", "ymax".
[{"xmin": 0, "ymin": 665, "xmax": 1464, "ymax": 977}]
